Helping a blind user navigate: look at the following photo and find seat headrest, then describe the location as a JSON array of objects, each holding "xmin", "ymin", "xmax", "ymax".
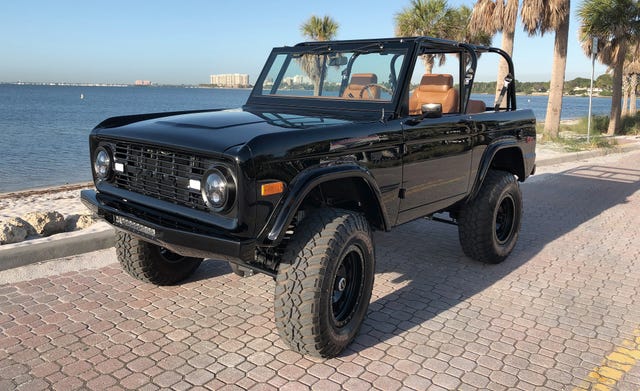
[
  {"xmin": 349, "ymin": 73, "xmax": 377, "ymax": 86},
  {"xmin": 418, "ymin": 74, "xmax": 454, "ymax": 93}
]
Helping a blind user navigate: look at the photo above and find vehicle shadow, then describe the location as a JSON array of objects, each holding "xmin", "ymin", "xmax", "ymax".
[
  {"xmin": 346, "ymin": 165, "xmax": 640, "ymax": 354},
  {"xmin": 183, "ymin": 259, "xmax": 236, "ymax": 282}
]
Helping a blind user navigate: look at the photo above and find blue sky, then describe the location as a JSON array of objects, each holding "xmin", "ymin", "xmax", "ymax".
[{"xmin": 1, "ymin": 0, "xmax": 607, "ymax": 85}]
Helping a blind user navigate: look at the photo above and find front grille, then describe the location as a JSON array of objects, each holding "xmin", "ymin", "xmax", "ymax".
[{"xmin": 111, "ymin": 142, "xmax": 216, "ymax": 212}]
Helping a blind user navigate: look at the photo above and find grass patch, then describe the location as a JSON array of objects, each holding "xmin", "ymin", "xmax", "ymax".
[
  {"xmin": 538, "ymin": 116, "xmax": 616, "ymax": 151},
  {"xmin": 557, "ymin": 135, "xmax": 615, "ymax": 152},
  {"xmin": 544, "ymin": 113, "xmax": 640, "ymax": 136},
  {"xmin": 564, "ymin": 115, "xmax": 610, "ymax": 135}
]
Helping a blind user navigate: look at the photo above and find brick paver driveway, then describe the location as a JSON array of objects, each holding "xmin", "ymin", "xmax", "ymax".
[{"xmin": 2, "ymin": 150, "xmax": 640, "ymax": 390}]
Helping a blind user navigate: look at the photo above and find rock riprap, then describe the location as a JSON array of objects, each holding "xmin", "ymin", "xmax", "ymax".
[{"xmin": 0, "ymin": 212, "xmax": 97, "ymax": 245}]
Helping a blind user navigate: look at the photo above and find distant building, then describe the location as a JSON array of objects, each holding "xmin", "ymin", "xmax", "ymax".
[
  {"xmin": 283, "ymin": 75, "xmax": 311, "ymax": 85},
  {"xmin": 134, "ymin": 80, "xmax": 152, "ymax": 86},
  {"xmin": 573, "ymin": 86, "xmax": 603, "ymax": 94},
  {"xmin": 210, "ymin": 73, "xmax": 250, "ymax": 88}
]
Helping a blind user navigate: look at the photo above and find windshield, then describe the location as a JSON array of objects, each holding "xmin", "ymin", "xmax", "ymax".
[{"xmin": 255, "ymin": 46, "xmax": 408, "ymax": 103}]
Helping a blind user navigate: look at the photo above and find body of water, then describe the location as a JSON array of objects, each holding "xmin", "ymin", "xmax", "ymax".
[{"xmin": 0, "ymin": 84, "xmax": 613, "ymax": 192}]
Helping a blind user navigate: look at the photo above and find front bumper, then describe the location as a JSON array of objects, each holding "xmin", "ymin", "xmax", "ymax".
[{"xmin": 81, "ymin": 190, "xmax": 256, "ymax": 263}]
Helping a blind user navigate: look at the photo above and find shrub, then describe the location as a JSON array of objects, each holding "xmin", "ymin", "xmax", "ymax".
[
  {"xmin": 620, "ymin": 112, "xmax": 640, "ymax": 135},
  {"xmin": 569, "ymin": 115, "xmax": 609, "ymax": 135}
]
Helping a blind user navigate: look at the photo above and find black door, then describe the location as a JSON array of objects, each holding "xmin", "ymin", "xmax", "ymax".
[{"xmin": 397, "ymin": 115, "xmax": 473, "ymax": 223}]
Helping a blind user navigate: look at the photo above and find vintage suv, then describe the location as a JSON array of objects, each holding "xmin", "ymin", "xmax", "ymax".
[{"xmin": 82, "ymin": 36, "xmax": 536, "ymax": 358}]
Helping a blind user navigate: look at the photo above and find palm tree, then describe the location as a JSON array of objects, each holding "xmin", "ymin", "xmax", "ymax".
[
  {"xmin": 624, "ymin": 44, "xmax": 640, "ymax": 115},
  {"xmin": 622, "ymin": 74, "xmax": 631, "ymax": 116},
  {"xmin": 450, "ymin": 5, "xmax": 494, "ymax": 46},
  {"xmin": 395, "ymin": 0, "xmax": 492, "ymax": 73},
  {"xmin": 630, "ymin": 73, "xmax": 638, "ymax": 114},
  {"xmin": 578, "ymin": 0, "xmax": 640, "ymax": 135},
  {"xmin": 470, "ymin": 0, "xmax": 520, "ymax": 101},
  {"xmin": 299, "ymin": 15, "xmax": 339, "ymax": 95},
  {"xmin": 301, "ymin": 15, "xmax": 339, "ymax": 41},
  {"xmin": 395, "ymin": 0, "xmax": 454, "ymax": 73},
  {"xmin": 520, "ymin": 0, "xmax": 570, "ymax": 140}
]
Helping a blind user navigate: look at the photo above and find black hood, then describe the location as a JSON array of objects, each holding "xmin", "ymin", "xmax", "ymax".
[{"xmin": 93, "ymin": 109, "xmax": 353, "ymax": 155}]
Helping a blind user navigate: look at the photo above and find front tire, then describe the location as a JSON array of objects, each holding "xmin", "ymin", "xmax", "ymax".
[
  {"xmin": 115, "ymin": 231, "xmax": 203, "ymax": 285},
  {"xmin": 274, "ymin": 209, "xmax": 375, "ymax": 358},
  {"xmin": 458, "ymin": 170, "xmax": 522, "ymax": 264}
]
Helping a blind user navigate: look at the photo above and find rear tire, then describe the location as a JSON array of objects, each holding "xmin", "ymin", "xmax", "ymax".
[
  {"xmin": 458, "ymin": 170, "xmax": 522, "ymax": 264},
  {"xmin": 274, "ymin": 208, "xmax": 375, "ymax": 358},
  {"xmin": 115, "ymin": 231, "xmax": 203, "ymax": 285}
]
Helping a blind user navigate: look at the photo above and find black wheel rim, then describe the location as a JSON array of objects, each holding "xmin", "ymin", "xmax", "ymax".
[
  {"xmin": 331, "ymin": 246, "xmax": 365, "ymax": 328},
  {"xmin": 159, "ymin": 247, "xmax": 185, "ymax": 263},
  {"xmin": 495, "ymin": 195, "xmax": 516, "ymax": 245}
]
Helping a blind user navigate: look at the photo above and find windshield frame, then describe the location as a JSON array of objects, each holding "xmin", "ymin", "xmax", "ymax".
[{"xmin": 246, "ymin": 40, "xmax": 415, "ymax": 117}]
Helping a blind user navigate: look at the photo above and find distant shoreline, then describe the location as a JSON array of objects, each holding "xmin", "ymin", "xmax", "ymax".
[
  {"xmin": 0, "ymin": 82, "xmax": 252, "ymax": 90},
  {"xmin": 2, "ymin": 83, "xmax": 612, "ymax": 97}
]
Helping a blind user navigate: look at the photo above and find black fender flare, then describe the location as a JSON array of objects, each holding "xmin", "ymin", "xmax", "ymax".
[
  {"xmin": 468, "ymin": 140, "xmax": 525, "ymax": 202},
  {"xmin": 262, "ymin": 163, "xmax": 390, "ymax": 245}
]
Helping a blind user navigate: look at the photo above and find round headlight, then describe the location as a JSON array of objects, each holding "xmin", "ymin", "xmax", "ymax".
[
  {"xmin": 94, "ymin": 147, "xmax": 112, "ymax": 180},
  {"xmin": 202, "ymin": 168, "xmax": 235, "ymax": 212}
]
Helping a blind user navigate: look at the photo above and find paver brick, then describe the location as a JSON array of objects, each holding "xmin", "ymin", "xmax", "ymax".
[{"xmin": 2, "ymin": 152, "xmax": 640, "ymax": 389}]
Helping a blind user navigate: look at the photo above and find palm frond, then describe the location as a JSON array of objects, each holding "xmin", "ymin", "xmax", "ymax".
[
  {"xmin": 503, "ymin": 0, "xmax": 520, "ymax": 32},
  {"xmin": 521, "ymin": 0, "xmax": 544, "ymax": 35},
  {"xmin": 493, "ymin": 0, "xmax": 505, "ymax": 30},
  {"xmin": 470, "ymin": 0, "xmax": 498, "ymax": 35}
]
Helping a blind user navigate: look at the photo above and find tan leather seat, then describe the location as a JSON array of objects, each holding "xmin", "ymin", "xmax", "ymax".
[
  {"xmin": 409, "ymin": 74, "xmax": 458, "ymax": 115},
  {"xmin": 466, "ymin": 99, "xmax": 486, "ymax": 114},
  {"xmin": 342, "ymin": 73, "xmax": 380, "ymax": 100}
]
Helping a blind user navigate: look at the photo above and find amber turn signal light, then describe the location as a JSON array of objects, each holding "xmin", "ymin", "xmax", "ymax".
[{"xmin": 261, "ymin": 181, "xmax": 285, "ymax": 196}]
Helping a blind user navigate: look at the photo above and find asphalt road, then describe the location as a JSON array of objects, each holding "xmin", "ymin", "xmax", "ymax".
[{"xmin": 2, "ymin": 150, "xmax": 640, "ymax": 390}]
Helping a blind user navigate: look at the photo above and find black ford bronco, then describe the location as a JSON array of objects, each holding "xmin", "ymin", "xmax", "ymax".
[{"xmin": 82, "ymin": 36, "xmax": 536, "ymax": 358}]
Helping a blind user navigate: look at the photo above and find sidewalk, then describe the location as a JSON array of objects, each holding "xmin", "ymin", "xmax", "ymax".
[
  {"xmin": 1, "ymin": 136, "xmax": 639, "ymax": 270},
  {"xmin": 535, "ymin": 134, "xmax": 640, "ymax": 166}
]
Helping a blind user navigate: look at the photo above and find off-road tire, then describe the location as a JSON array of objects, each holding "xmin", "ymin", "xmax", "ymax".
[
  {"xmin": 274, "ymin": 208, "xmax": 375, "ymax": 358},
  {"xmin": 115, "ymin": 231, "xmax": 203, "ymax": 285},
  {"xmin": 458, "ymin": 169, "xmax": 522, "ymax": 264}
]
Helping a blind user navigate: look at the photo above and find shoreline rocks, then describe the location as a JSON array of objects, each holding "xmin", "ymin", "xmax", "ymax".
[
  {"xmin": 24, "ymin": 211, "xmax": 66, "ymax": 236},
  {"xmin": 0, "ymin": 211, "xmax": 97, "ymax": 245}
]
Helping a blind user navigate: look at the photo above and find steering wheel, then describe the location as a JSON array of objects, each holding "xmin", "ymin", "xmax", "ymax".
[{"xmin": 359, "ymin": 83, "xmax": 393, "ymax": 99}]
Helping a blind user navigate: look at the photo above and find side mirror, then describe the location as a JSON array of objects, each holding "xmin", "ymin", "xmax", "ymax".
[{"xmin": 421, "ymin": 103, "xmax": 442, "ymax": 118}]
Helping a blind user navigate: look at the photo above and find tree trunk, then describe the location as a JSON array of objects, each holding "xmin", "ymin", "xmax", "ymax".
[
  {"xmin": 622, "ymin": 75, "xmax": 630, "ymax": 117},
  {"xmin": 630, "ymin": 74, "xmax": 638, "ymax": 115},
  {"xmin": 422, "ymin": 55, "xmax": 435, "ymax": 74},
  {"xmin": 495, "ymin": 30, "xmax": 515, "ymax": 108},
  {"xmin": 608, "ymin": 46, "xmax": 627, "ymax": 135},
  {"xmin": 313, "ymin": 81, "xmax": 321, "ymax": 96},
  {"xmin": 543, "ymin": 15, "xmax": 569, "ymax": 140}
]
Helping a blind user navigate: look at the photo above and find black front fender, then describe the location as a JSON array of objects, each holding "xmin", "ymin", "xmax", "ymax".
[{"xmin": 261, "ymin": 163, "xmax": 390, "ymax": 245}]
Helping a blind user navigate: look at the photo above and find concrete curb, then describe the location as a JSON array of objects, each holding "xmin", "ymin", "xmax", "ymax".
[
  {"xmin": 536, "ymin": 141, "xmax": 640, "ymax": 167},
  {"xmin": 0, "ymin": 223, "xmax": 115, "ymax": 271},
  {"xmin": 1, "ymin": 142, "xmax": 639, "ymax": 272}
]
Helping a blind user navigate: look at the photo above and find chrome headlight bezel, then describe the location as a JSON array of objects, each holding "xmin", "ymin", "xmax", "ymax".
[
  {"xmin": 201, "ymin": 166, "xmax": 236, "ymax": 213},
  {"xmin": 93, "ymin": 146, "xmax": 113, "ymax": 181}
]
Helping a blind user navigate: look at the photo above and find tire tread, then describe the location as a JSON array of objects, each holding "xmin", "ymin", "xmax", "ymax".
[
  {"xmin": 115, "ymin": 231, "xmax": 201, "ymax": 285},
  {"xmin": 274, "ymin": 208, "xmax": 373, "ymax": 357},
  {"xmin": 458, "ymin": 170, "xmax": 522, "ymax": 264}
]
